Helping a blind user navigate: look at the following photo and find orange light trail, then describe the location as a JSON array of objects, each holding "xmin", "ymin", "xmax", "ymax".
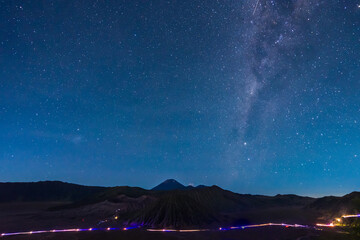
[{"xmin": 316, "ymin": 223, "xmax": 334, "ymax": 227}]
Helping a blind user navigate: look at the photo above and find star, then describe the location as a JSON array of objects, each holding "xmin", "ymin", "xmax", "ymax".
[{"xmin": 0, "ymin": 0, "xmax": 359, "ymax": 196}]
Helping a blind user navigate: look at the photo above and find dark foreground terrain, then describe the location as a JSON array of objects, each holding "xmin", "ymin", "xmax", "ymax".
[
  {"xmin": 3, "ymin": 227, "xmax": 357, "ymax": 240},
  {"xmin": 1, "ymin": 180, "xmax": 360, "ymax": 240},
  {"xmin": 0, "ymin": 202, "xmax": 358, "ymax": 240}
]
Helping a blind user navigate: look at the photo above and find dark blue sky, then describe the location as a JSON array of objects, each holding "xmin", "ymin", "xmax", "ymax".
[{"xmin": 1, "ymin": 0, "xmax": 359, "ymax": 196}]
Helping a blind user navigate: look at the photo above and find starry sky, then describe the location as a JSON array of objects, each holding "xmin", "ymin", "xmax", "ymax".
[{"xmin": 1, "ymin": 0, "xmax": 360, "ymax": 197}]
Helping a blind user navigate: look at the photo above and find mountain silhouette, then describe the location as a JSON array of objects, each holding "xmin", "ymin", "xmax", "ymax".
[
  {"xmin": 151, "ymin": 179, "xmax": 186, "ymax": 191},
  {"xmin": 2, "ymin": 180, "xmax": 359, "ymax": 229},
  {"xmin": 0, "ymin": 181, "xmax": 105, "ymax": 202}
]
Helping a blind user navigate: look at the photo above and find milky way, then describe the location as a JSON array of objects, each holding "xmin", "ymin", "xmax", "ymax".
[{"xmin": 226, "ymin": 0, "xmax": 327, "ymax": 183}]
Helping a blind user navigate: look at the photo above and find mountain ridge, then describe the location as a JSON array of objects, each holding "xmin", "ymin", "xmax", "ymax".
[{"xmin": 1, "ymin": 180, "xmax": 359, "ymax": 228}]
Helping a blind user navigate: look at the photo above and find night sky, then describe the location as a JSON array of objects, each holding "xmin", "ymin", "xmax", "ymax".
[{"xmin": 1, "ymin": 0, "xmax": 360, "ymax": 196}]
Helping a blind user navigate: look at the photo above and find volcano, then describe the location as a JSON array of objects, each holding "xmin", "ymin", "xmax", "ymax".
[{"xmin": 151, "ymin": 179, "xmax": 187, "ymax": 191}]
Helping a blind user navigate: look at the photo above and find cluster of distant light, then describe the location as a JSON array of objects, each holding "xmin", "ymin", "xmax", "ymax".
[{"xmin": 316, "ymin": 213, "xmax": 360, "ymax": 227}]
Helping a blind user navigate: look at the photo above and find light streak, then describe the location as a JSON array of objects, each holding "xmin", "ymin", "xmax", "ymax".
[
  {"xmin": 253, "ymin": 0, "xmax": 260, "ymax": 15},
  {"xmin": 2, "ymin": 214, "xmax": 359, "ymax": 238},
  {"xmin": 316, "ymin": 223, "xmax": 334, "ymax": 227},
  {"xmin": 147, "ymin": 223, "xmax": 308, "ymax": 232},
  {"xmin": 341, "ymin": 214, "xmax": 360, "ymax": 218},
  {"xmin": 0, "ymin": 223, "xmax": 308, "ymax": 237},
  {"xmin": 0, "ymin": 228, "xmax": 119, "ymax": 237},
  {"xmin": 147, "ymin": 229, "xmax": 209, "ymax": 232},
  {"xmin": 219, "ymin": 223, "xmax": 307, "ymax": 231},
  {"xmin": 316, "ymin": 213, "xmax": 360, "ymax": 227}
]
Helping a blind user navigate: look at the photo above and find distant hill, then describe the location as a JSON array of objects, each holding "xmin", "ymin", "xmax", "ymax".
[
  {"xmin": 0, "ymin": 181, "xmax": 105, "ymax": 202},
  {"xmin": 307, "ymin": 191, "xmax": 360, "ymax": 219},
  {"xmin": 151, "ymin": 179, "xmax": 186, "ymax": 191},
  {"xmin": 2, "ymin": 179, "xmax": 358, "ymax": 228}
]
